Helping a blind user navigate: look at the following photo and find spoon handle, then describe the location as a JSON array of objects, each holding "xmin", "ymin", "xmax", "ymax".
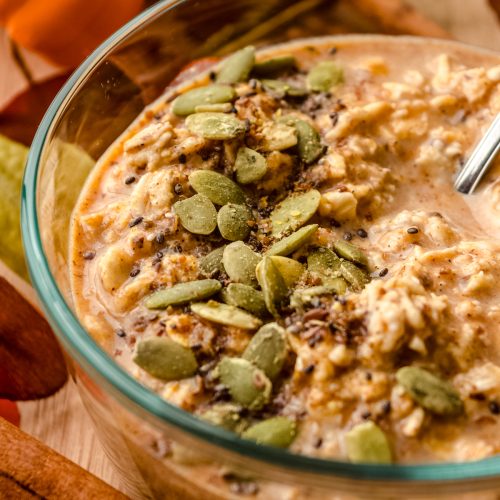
[{"xmin": 454, "ymin": 113, "xmax": 500, "ymax": 194}]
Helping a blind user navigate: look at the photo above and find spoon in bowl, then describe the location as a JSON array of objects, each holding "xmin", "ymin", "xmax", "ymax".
[{"xmin": 454, "ymin": 113, "xmax": 500, "ymax": 194}]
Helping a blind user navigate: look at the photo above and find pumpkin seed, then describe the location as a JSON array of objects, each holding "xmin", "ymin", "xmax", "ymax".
[
  {"xmin": 306, "ymin": 61, "xmax": 344, "ymax": 92},
  {"xmin": 145, "ymin": 279, "xmax": 222, "ymax": 309},
  {"xmin": 261, "ymin": 79, "xmax": 307, "ymax": 98},
  {"xmin": 270, "ymin": 190, "xmax": 320, "ymax": 237},
  {"xmin": 191, "ymin": 301, "xmax": 262, "ymax": 330},
  {"xmin": 189, "ymin": 170, "xmax": 245, "ymax": 205},
  {"xmin": 223, "ymin": 241, "xmax": 261, "ymax": 286},
  {"xmin": 217, "ymin": 203, "xmax": 253, "ymax": 241},
  {"xmin": 217, "ymin": 357, "xmax": 271, "ymax": 409},
  {"xmin": 172, "ymin": 84, "xmax": 236, "ymax": 116},
  {"xmin": 278, "ymin": 116, "xmax": 323, "ymax": 164},
  {"xmin": 195, "ymin": 102, "xmax": 233, "ymax": 113},
  {"xmin": 173, "ymin": 194, "xmax": 217, "ymax": 235},
  {"xmin": 307, "ymin": 247, "xmax": 341, "ymax": 276},
  {"xmin": 252, "ymin": 55, "xmax": 296, "ymax": 77},
  {"xmin": 242, "ymin": 417, "xmax": 296, "ymax": 448},
  {"xmin": 216, "ymin": 46, "xmax": 255, "ymax": 84},
  {"xmin": 243, "ymin": 323, "xmax": 287, "ymax": 379},
  {"xmin": 340, "ymin": 261, "xmax": 370, "ymax": 292},
  {"xmin": 133, "ymin": 337, "xmax": 198, "ymax": 381},
  {"xmin": 332, "ymin": 240, "xmax": 368, "ymax": 267},
  {"xmin": 197, "ymin": 403, "xmax": 247, "ymax": 433},
  {"xmin": 322, "ymin": 276, "xmax": 348, "ymax": 295},
  {"xmin": 266, "ymin": 224, "xmax": 318, "ymax": 257},
  {"xmin": 290, "ymin": 285, "xmax": 335, "ymax": 310},
  {"xmin": 270, "ymin": 256, "xmax": 304, "ymax": 287},
  {"xmin": 261, "ymin": 122, "xmax": 298, "ymax": 152},
  {"xmin": 345, "ymin": 421, "xmax": 392, "ymax": 464},
  {"xmin": 396, "ymin": 366, "xmax": 463, "ymax": 416},
  {"xmin": 220, "ymin": 283, "xmax": 267, "ymax": 316},
  {"xmin": 199, "ymin": 246, "xmax": 226, "ymax": 277},
  {"xmin": 185, "ymin": 112, "xmax": 246, "ymax": 140},
  {"xmin": 234, "ymin": 147, "xmax": 267, "ymax": 184},
  {"xmin": 256, "ymin": 256, "xmax": 288, "ymax": 317}
]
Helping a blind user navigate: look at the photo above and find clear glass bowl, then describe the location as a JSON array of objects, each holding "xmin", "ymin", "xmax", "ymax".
[{"xmin": 21, "ymin": 1, "xmax": 500, "ymax": 498}]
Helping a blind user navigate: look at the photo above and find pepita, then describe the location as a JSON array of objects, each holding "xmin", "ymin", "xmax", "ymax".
[
  {"xmin": 256, "ymin": 256, "xmax": 288, "ymax": 317},
  {"xmin": 270, "ymin": 256, "xmax": 304, "ymax": 287},
  {"xmin": 173, "ymin": 194, "xmax": 217, "ymax": 235},
  {"xmin": 345, "ymin": 421, "xmax": 392, "ymax": 464},
  {"xmin": 199, "ymin": 246, "xmax": 226, "ymax": 277},
  {"xmin": 172, "ymin": 84, "xmax": 235, "ymax": 116},
  {"xmin": 290, "ymin": 285, "xmax": 335, "ymax": 310},
  {"xmin": 191, "ymin": 301, "xmax": 262, "ymax": 330},
  {"xmin": 234, "ymin": 147, "xmax": 267, "ymax": 184},
  {"xmin": 217, "ymin": 203, "xmax": 253, "ymax": 241},
  {"xmin": 396, "ymin": 366, "xmax": 463, "ymax": 416},
  {"xmin": 195, "ymin": 102, "xmax": 233, "ymax": 113},
  {"xmin": 133, "ymin": 337, "xmax": 198, "ymax": 381},
  {"xmin": 279, "ymin": 116, "xmax": 323, "ymax": 164},
  {"xmin": 185, "ymin": 112, "xmax": 246, "ymax": 140},
  {"xmin": 270, "ymin": 190, "xmax": 320, "ymax": 237},
  {"xmin": 220, "ymin": 283, "xmax": 267, "ymax": 316},
  {"xmin": 322, "ymin": 276, "xmax": 348, "ymax": 295},
  {"xmin": 332, "ymin": 240, "xmax": 368, "ymax": 267},
  {"xmin": 307, "ymin": 247, "xmax": 341, "ymax": 276},
  {"xmin": 145, "ymin": 279, "xmax": 222, "ymax": 309},
  {"xmin": 217, "ymin": 357, "xmax": 271, "ymax": 409},
  {"xmin": 261, "ymin": 79, "xmax": 307, "ymax": 98},
  {"xmin": 197, "ymin": 403, "xmax": 247, "ymax": 433},
  {"xmin": 306, "ymin": 61, "xmax": 344, "ymax": 92},
  {"xmin": 243, "ymin": 322, "xmax": 287, "ymax": 379},
  {"xmin": 189, "ymin": 170, "xmax": 245, "ymax": 205},
  {"xmin": 223, "ymin": 241, "xmax": 261, "ymax": 286},
  {"xmin": 340, "ymin": 260, "xmax": 370, "ymax": 292},
  {"xmin": 252, "ymin": 55, "xmax": 296, "ymax": 77},
  {"xmin": 261, "ymin": 122, "xmax": 298, "ymax": 152},
  {"xmin": 266, "ymin": 224, "xmax": 318, "ymax": 256},
  {"xmin": 242, "ymin": 417, "xmax": 296, "ymax": 448},
  {"xmin": 216, "ymin": 46, "xmax": 255, "ymax": 84}
]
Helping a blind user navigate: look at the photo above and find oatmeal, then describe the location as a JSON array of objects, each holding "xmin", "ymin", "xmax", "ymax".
[{"xmin": 70, "ymin": 37, "xmax": 500, "ymax": 464}]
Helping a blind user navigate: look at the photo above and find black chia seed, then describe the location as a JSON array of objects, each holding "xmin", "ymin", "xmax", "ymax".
[
  {"xmin": 343, "ymin": 231, "xmax": 353, "ymax": 241},
  {"xmin": 155, "ymin": 233, "xmax": 165, "ymax": 244},
  {"xmin": 129, "ymin": 216, "xmax": 143, "ymax": 228},
  {"xmin": 489, "ymin": 401, "xmax": 500, "ymax": 415},
  {"xmin": 379, "ymin": 268, "xmax": 389, "ymax": 277},
  {"xmin": 82, "ymin": 250, "xmax": 96, "ymax": 260},
  {"xmin": 178, "ymin": 154, "xmax": 187, "ymax": 164},
  {"xmin": 115, "ymin": 328, "xmax": 127, "ymax": 338},
  {"xmin": 357, "ymin": 228, "xmax": 368, "ymax": 238},
  {"xmin": 407, "ymin": 227, "xmax": 419, "ymax": 234},
  {"xmin": 125, "ymin": 175, "xmax": 136, "ymax": 185},
  {"xmin": 130, "ymin": 267, "xmax": 141, "ymax": 278},
  {"xmin": 174, "ymin": 183, "xmax": 183, "ymax": 195}
]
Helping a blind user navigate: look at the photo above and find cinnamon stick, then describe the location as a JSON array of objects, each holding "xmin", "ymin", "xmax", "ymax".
[{"xmin": 0, "ymin": 417, "xmax": 127, "ymax": 498}]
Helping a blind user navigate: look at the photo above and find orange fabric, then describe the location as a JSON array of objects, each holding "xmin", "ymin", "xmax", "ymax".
[{"xmin": 1, "ymin": 0, "xmax": 143, "ymax": 67}]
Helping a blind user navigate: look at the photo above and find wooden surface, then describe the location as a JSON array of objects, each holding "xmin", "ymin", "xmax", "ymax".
[{"xmin": 16, "ymin": 1, "xmax": 500, "ymax": 498}]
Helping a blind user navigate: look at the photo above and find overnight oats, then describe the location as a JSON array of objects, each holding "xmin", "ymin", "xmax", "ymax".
[{"xmin": 70, "ymin": 37, "xmax": 500, "ymax": 466}]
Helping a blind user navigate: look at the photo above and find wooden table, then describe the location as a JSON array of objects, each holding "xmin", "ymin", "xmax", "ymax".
[{"xmin": 17, "ymin": 1, "xmax": 500, "ymax": 497}]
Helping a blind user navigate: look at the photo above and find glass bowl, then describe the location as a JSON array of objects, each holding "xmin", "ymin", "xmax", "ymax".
[{"xmin": 21, "ymin": 1, "xmax": 500, "ymax": 498}]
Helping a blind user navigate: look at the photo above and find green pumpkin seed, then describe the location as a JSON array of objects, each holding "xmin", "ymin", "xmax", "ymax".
[
  {"xmin": 191, "ymin": 301, "xmax": 262, "ymax": 330},
  {"xmin": 345, "ymin": 421, "xmax": 392, "ymax": 464},
  {"xmin": 234, "ymin": 147, "xmax": 267, "ymax": 184},
  {"xmin": 269, "ymin": 256, "xmax": 304, "ymax": 287},
  {"xmin": 270, "ymin": 190, "xmax": 320, "ymax": 237},
  {"xmin": 185, "ymin": 112, "xmax": 246, "ymax": 140},
  {"xmin": 340, "ymin": 261, "xmax": 370, "ymax": 292},
  {"xmin": 243, "ymin": 322, "xmax": 287, "ymax": 379},
  {"xmin": 261, "ymin": 122, "xmax": 297, "ymax": 152},
  {"xmin": 133, "ymin": 337, "xmax": 198, "ymax": 381},
  {"xmin": 261, "ymin": 79, "xmax": 308, "ymax": 98},
  {"xmin": 252, "ymin": 55, "xmax": 296, "ymax": 76},
  {"xmin": 278, "ymin": 116, "xmax": 323, "ymax": 164},
  {"xmin": 223, "ymin": 241, "xmax": 261, "ymax": 286},
  {"xmin": 242, "ymin": 417, "xmax": 296, "ymax": 448},
  {"xmin": 173, "ymin": 194, "xmax": 217, "ymax": 235},
  {"xmin": 145, "ymin": 279, "xmax": 222, "ymax": 309},
  {"xmin": 197, "ymin": 403, "xmax": 247, "ymax": 432},
  {"xmin": 216, "ymin": 46, "xmax": 255, "ymax": 84},
  {"xmin": 194, "ymin": 102, "xmax": 233, "ymax": 113},
  {"xmin": 199, "ymin": 246, "xmax": 226, "ymax": 277},
  {"xmin": 189, "ymin": 170, "xmax": 245, "ymax": 205},
  {"xmin": 217, "ymin": 203, "xmax": 253, "ymax": 241},
  {"xmin": 256, "ymin": 256, "xmax": 288, "ymax": 317},
  {"xmin": 307, "ymin": 247, "xmax": 341, "ymax": 276},
  {"xmin": 332, "ymin": 240, "xmax": 368, "ymax": 267},
  {"xmin": 172, "ymin": 84, "xmax": 236, "ymax": 116},
  {"xmin": 322, "ymin": 276, "xmax": 348, "ymax": 295},
  {"xmin": 266, "ymin": 224, "xmax": 318, "ymax": 257},
  {"xmin": 217, "ymin": 357, "xmax": 271, "ymax": 409},
  {"xmin": 306, "ymin": 61, "xmax": 344, "ymax": 92},
  {"xmin": 396, "ymin": 366, "xmax": 463, "ymax": 416},
  {"xmin": 220, "ymin": 283, "xmax": 267, "ymax": 316},
  {"xmin": 290, "ymin": 285, "xmax": 336, "ymax": 310}
]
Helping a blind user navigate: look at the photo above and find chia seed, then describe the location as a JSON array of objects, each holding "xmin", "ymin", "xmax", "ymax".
[
  {"xmin": 357, "ymin": 228, "xmax": 368, "ymax": 238},
  {"xmin": 155, "ymin": 233, "xmax": 165, "ymax": 244},
  {"xmin": 178, "ymin": 154, "xmax": 187, "ymax": 164},
  {"xmin": 379, "ymin": 268, "xmax": 389, "ymax": 277},
  {"xmin": 82, "ymin": 250, "xmax": 96, "ymax": 260},
  {"xmin": 209, "ymin": 71, "xmax": 216, "ymax": 81},
  {"xmin": 407, "ymin": 227, "xmax": 419, "ymax": 234},
  {"xmin": 343, "ymin": 231, "xmax": 353, "ymax": 241},
  {"xmin": 489, "ymin": 401, "xmax": 500, "ymax": 415},
  {"xmin": 115, "ymin": 328, "xmax": 127, "ymax": 338},
  {"xmin": 304, "ymin": 364, "xmax": 315, "ymax": 374},
  {"xmin": 174, "ymin": 183, "xmax": 183, "ymax": 195},
  {"xmin": 125, "ymin": 175, "xmax": 136, "ymax": 185},
  {"xmin": 129, "ymin": 216, "xmax": 143, "ymax": 228},
  {"xmin": 130, "ymin": 267, "xmax": 141, "ymax": 277}
]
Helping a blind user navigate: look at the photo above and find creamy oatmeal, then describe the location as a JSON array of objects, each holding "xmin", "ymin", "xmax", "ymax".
[{"xmin": 70, "ymin": 37, "xmax": 500, "ymax": 465}]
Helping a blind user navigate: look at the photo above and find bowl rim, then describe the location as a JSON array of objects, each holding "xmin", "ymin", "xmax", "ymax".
[{"xmin": 21, "ymin": 0, "xmax": 500, "ymax": 483}]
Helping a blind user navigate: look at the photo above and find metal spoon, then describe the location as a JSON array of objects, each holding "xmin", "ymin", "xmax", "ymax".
[{"xmin": 454, "ymin": 113, "xmax": 500, "ymax": 194}]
